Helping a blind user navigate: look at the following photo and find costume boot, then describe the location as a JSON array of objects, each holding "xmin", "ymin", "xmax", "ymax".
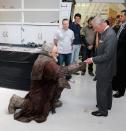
[{"xmin": 8, "ymin": 94, "xmax": 25, "ymax": 114}]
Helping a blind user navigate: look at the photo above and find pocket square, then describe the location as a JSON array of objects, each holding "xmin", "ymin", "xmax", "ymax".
[{"xmin": 99, "ymin": 40, "xmax": 103, "ymax": 43}]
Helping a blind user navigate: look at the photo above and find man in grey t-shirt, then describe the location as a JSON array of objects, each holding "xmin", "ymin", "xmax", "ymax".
[{"xmin": 54, "ymin": 19, "xmax": 74, "ymax": 80}]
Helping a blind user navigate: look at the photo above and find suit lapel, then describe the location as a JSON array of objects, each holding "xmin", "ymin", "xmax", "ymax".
[
  {"xmin": 100, "ymin": 27, "xmax": 110, "ymax": 42},
  {"xmin": 118, "ymin": 24, "xmax": 126, "ymax": 38}
]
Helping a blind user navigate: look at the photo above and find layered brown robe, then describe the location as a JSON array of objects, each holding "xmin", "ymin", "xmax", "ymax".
[{"xmin": 14, "ymin": 53, "xmax": 85, "ymax": 123}]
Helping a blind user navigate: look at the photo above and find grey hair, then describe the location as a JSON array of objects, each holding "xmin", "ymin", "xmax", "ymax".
[
  {"xmin": 92, "ymin": 16, "xmax": 105, "ymax": 26},
  {"xmin": 41, "ymin": 41, "xmax": 54, "ymax": 53}
]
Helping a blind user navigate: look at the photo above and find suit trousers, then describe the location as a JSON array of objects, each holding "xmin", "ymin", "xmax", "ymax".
[{"xmin": 96, "ymin": 77, "xmax": 112, "ymax": 114}]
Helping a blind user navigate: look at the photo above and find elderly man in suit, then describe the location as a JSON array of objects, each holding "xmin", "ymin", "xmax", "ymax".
[
  {"xmin": 113, "ymin": 10, "xmax": 126, "ymax": 98},
  {"xmin": 85, "ymin": 16, "xmax": 117, "ymax": 117}
]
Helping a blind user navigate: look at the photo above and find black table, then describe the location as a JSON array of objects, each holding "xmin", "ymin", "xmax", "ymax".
[{"xmin": 0, "ymin": 48, "xmax": 39, "ymax": 91}]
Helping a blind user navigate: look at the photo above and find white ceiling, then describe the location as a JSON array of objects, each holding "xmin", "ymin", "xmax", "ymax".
[{"xmin": 76, "ymin": 0, "xmax": 126, "ymax": 3}]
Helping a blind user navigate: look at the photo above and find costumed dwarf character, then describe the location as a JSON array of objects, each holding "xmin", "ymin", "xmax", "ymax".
[{"xmin": 8, "ymin": 42, "xmax": 86, "ymax": 123}]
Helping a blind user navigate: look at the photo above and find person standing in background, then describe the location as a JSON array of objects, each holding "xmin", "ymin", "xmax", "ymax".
[
  {"xmin": 113, "ymin": 10, "xmax": 126, "ymax": 98},
  {"xmin": 81, "ymin": 17, "xmax": 96, "ymax": 76},
  {"xmin": 69, "ymin": 13, "xmax": 81, "ymax": 67},
  {"xmin": 54, "ymin": 19, "xmax": 74, "ymax": 80},
  {"xmin": 113, "ymin": 15, "xmax": 121, "ymax": 34}
]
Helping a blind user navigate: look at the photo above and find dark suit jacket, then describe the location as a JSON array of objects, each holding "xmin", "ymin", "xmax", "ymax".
[
  {"xmin": 92, "ymin": 27, "xmax": 117, "ymax": 79},
  {"xmin": 117, "ymin": 24, "xmax": 126, "ymax": 51},
  {"xmin": 117, "ymin": 24, "xmax": 126, "ymax": 78}
]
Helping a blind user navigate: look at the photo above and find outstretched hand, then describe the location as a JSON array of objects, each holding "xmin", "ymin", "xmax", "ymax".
[{"xmin": 84, "ymin": 58, "xmax": 93, "ymax": 64}]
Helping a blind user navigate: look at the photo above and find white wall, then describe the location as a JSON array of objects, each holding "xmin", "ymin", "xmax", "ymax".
[
  {"xmin": 0, "ymin": 0, "xmax": 60, "ymax": 9},
  {"xmin": 0, "ymin": 0, "xmax": 21, "ymax": 8},
  {"xmin": 24, "ymin": 0, "xmax": 59, "ymax": 9}
]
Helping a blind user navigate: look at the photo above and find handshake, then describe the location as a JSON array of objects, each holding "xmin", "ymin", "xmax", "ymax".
[{"xmin": 84, "ymin": 58, "xmax": 93, "ymax": 64}]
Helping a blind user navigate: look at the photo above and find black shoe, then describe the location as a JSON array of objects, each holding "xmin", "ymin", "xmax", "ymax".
[
  {"xmin": 73, "ymin": 72, "xmax": 80, "ymax": 75},
  {"xmin": 89, "ymin": 72, "xmax": 94, "ymax": 76},
  {"xmin": 81, "ymin": 72, "xmax": 85, "ymax": 75},
  {"xmin": 113, "ymin": 93, "xmax": 124, "ymax": 98},
  {"xmin": 92, "ymin": 111, "xmax": 108, "ymax": 117},
  {"xmin": 66, "ymin": 75, "xmax": 72, "ymax": 80},
  {"xmin": 93, "ymin": 76, "xmax": 97, "ymax": 81}
]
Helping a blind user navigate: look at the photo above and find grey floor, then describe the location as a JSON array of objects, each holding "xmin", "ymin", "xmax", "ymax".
[{"xmin": 0, "ymin": 72, "xmax": 126, "ymax": 131}]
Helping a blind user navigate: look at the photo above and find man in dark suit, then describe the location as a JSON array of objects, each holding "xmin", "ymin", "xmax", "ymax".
[
  {"xmin": 113, "ymin": 10, "xmax": 126, "ymax": 98},
  {"xmin": 112, "ymin": 15, "xmax": 121, "ymax": 34},
  {"xmin": 84, "ymin": 16, "xmax": 117, "ymax": 117}
]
